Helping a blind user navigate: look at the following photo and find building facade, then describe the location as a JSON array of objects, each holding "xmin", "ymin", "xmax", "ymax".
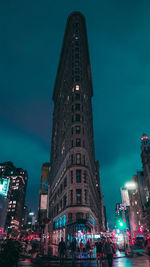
[
  {"xmin": 0, "ymin": 162, "xmax": 28, "ymax": 231},
  {"xmin": 48, "ymin": 12, "xmax": 105, "ymax": 245},
  {"xmin": 141, "ymin": 134, "xmax": 150, "ymax": 232}
]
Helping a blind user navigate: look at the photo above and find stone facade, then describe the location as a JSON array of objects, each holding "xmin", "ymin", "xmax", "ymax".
[{"xmin": 48, "ymin": 12, "xmax": 104, "ymax": 245}]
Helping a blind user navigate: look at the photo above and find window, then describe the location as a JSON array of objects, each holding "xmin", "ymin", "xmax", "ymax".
[
  {"xmin": 83, "ymin": 140, "xmax": 85, "ymax": 148},
  {"xmin": 76, "ymin": 114, "xmax": 80, "ymax": 122},
  {"xmin": 72, "ymin": 115, "xmax": 74, "ymax": 122},
  {"xmin": 64, "ymin": 177, "xmax": 67, "ymax": 188},
  {"xmin": 76, "ymin": 126, "xmax": 81, "ymax": 134},
  {"xmin": 76, "ymin": 153, "xmax": 81, "ymax": 165},
  {"xmin": 72, "ymin": 105, "xmax": 74, "ymax": 112},
  {"xmin": 76, "ymin": 212, "xmax": 83, "ymax": 219},
  {"xmin": 76, "ymin": 170, "xmax": 81, "ymax": 183},
  {"xmin": 75, "ymin": 103, "xmax": 80, "ymax": 111},
  {"xmin": 70, "ymin": 190, "xmax": 73, "ymax": 204},
  {"xmin": 75, "ymin": 93, "xmax": 80, "ymax": 100},
  {"xmin": 72, "ymin": 127, "xmax": 73, "ymax": 135},
  {"xmin": 76, "ymin": 139, "xmax": 81, "ymax": 147},
  {"xmin": 83, "ymin": 170, "xmax": 87, "ymax": 183},
  {"xmin": 63, "ymin": 195, "xmax": 67, "ymax": 208},
  {"xmin": 76, "ymin": 189, "xmax": 82, "ymax": 204},
  {"xmin": 71, "ymin": 154, "xmax": 74, "ymax": 165},
  {"xmin": 85, "ymin": 189, "xmax": 88, "ymax": 204},
  {"xmin": 83, "ymin": 155, "xmax": 85, "ymax": 165},
  {"xmin": 71, "ymin": 170, "xmax": 73, "ymax": 184},
  {"xmin": 71, "ymin": 140, "xmax": 74, "ymax": 147}
]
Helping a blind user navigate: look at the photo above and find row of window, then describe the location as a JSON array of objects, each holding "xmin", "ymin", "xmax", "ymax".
[
  {"xmin": 70, "ymin": 169, "xmax": 87, "ymax": 184},
  {"xmin": 72, "ymin": 113, "xmax": 84, "ymax": 123},
  {"xmin": 68, "ymin": 212, "xmax": 89, "ymax": 222},
  {"xmin": 71, "ymin": 138, "xmax": 85, "ymax": 148},
  {"xmin": 54, "ymin": 177, "xmax": 67, "ymax": 201},
  {"xmin": 71, "ymin": 153, "xmax": 85, "ymax": 165},
  {"xmin": 70, "ymin": 188, "xmax": 88, "ymax": 205}
]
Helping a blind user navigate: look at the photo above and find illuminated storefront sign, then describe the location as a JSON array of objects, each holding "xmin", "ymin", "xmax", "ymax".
[
  {"xmin": 55, "ymin": 215, "xmax": 66, "ymax": 229},
  {"xmin": 0, "ymin": 178, "xmax": 10, "ymax": 197}
]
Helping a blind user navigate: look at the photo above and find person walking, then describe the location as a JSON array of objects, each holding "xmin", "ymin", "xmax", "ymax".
[
  {"xmin": 95, "ymin": 239, "xmax": 104, "ymax": 266},
  {"xmin": 70, "ymin": 238, "xmax": 76, "ymax": 263},
  {"xmin": 58, "ymin": 237, "xmax": 66, "ymax": 264},
  {"xmin": 104, "ymin": 238, "xmax": 115, "ymax": 267}
]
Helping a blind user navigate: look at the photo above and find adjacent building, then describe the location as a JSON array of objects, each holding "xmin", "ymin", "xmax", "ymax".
[
  {"xmin": 38, "ymin": 163, "xmax": 50, "ymax": 226},
  {"xmin": 0, "ymin": 162, "xmax": 28, "ymax": 231},
  {"xmin": 48, "ymin": 12, "xmax": 105, "ymax": 245},
  {"xmin": 141, "ymin": 134, "xmax": 150, "ymax": 231}
]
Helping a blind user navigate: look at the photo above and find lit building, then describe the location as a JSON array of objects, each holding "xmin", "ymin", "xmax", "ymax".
[
  {"xmin": 141, "ymin": 134, "xmax": 150, "ymax": 231},
  {"xmin": 48, "ymin": 12, "xmax": 105, "ymax": 246},
  {"xmin": 0, "ymin": 162, "xmax": 28, "ymax": 231}
]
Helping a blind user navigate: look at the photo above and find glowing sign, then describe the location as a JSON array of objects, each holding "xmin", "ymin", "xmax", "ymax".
[
  {"xmin": 40, "ymin": 195, "xmax": 47, "ymax": 210},
  {"xmin": 0, "ymin": 178, "xmax": 10, "ymax": 197},
  {"xmin": 55, "ymin": 215, "xmax": 66, "ymax": 229}
]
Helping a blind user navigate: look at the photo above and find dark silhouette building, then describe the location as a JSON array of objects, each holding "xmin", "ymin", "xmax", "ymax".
[{"xmin": 48, "ymin": 12, "xmax": 105, "ymax": 245}]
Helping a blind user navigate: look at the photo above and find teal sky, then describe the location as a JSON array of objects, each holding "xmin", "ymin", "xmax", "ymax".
[{"xmin": 0, "ymin": 0, "xmax": 150, "ymax": 224}]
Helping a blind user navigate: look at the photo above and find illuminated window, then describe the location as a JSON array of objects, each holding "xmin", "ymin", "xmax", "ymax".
[
  {"xmin": 76, "ymin": 153, "xmax": 81, "ymax": 165},
  {"xmin": 76, "ymin": 85, "xmax": 80, "ymax": 91}
]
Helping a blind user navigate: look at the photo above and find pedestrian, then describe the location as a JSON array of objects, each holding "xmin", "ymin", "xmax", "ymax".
[
  {"xmin": 86, "ymin": 239, "xmax": 91, "ymax": 258},
  {"xmin": 80, "ymin": 239, "xmax": 84, "ymax": 256},
  {"xmin": 58, "ymin": 237, "xmax": 66, "ymax": 264},
  {"xmin": 95, "ymin": 239, "xmax": 104, "ymax": 267},
  {"xmin": 66, "ymin": 239, "xmax": 70, "ymax": 258},
  {"xmin": 70, "ymin": 238, "xmax": 76, "ymax": 263},
  {"xmin": 104, "ymin": 238, "xmax": 115, "ymax": 267}
]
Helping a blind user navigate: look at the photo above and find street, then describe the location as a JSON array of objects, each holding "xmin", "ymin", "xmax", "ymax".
[{"xmin": 19, "ymin": 255, "xmax": 150, "ymax": 267}]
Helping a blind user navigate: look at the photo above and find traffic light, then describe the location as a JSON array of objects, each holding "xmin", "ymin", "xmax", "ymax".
[{"xmin": 117, "ymin": 219, "xmax": 126, "ymax": 230}]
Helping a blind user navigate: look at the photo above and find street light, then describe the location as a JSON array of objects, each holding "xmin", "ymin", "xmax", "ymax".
[{"xmin": 124, "ymin": 182, "xmax": 137, "ymax": 190}]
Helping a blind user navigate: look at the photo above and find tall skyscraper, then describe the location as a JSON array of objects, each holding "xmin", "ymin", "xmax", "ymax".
[{"xmin": 48, "ymin": 12, "xmax": 104, "ymax": 244}]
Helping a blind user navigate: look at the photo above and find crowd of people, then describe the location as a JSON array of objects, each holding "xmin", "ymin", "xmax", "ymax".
[{"xmin": 58, "ymin": 237, "xmax": 116, "ymax": 266}]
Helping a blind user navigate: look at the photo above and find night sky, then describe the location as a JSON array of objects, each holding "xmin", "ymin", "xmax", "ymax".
[{"xmin": 1, "ymin": 0, "xmax": 150, "ymax": 225}]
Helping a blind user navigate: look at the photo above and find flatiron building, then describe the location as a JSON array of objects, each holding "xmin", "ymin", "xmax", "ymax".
[{"xmin": 48, "ymin": 12, "xmax": 105, "ymax": 244}]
